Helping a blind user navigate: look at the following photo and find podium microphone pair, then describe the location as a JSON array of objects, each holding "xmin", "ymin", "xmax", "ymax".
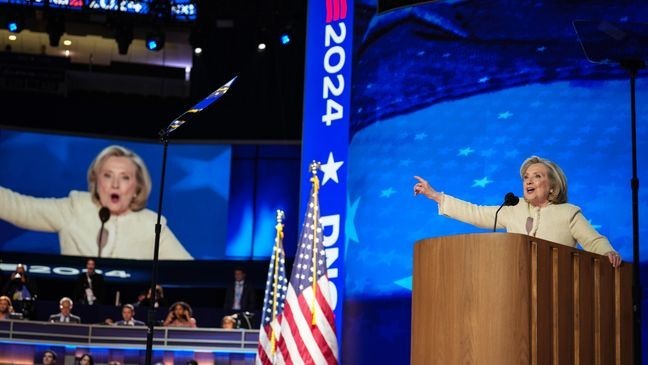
[{"xmin": 493, "ymin": 192, "xmax": 519, "ymax": 232}]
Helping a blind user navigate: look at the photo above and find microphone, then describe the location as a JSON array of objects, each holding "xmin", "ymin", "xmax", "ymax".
[
  {"xmin": 98, "ymin": 207, "xmax": 110, "ymax": 257},
  {"xmin": 493, "ymin": 192, "xmax": 519, "ymax": 232}
]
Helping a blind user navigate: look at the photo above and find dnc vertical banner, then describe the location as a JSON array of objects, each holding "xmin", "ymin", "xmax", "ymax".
[{"xmin": 301, "ymin": 0, "xmax": 353, "ymax": 347}]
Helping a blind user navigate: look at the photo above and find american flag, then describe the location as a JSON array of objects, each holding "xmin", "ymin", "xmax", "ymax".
[
  {"xmin": 256, "ymin": 210, "xmax": 289, "ymax": 365},
  {"xmin": 277, "ymin": 164, "xmax": 339, "ymax": 365}
]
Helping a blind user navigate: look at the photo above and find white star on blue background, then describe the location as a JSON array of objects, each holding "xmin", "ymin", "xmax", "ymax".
[
  {"xmin": 380, "ymin": 187, "xmax": 396, "ymax": 198},
  {"xmin": 320, "ymin": 152, "xmax": 345, "ymax": 185},
  {"xmin": 458, "ymin": 147, "xmax": 474, "ymax": 156},
  {"xmin": 472, "ymin": 176, "xmax": 493, "ymax": 188}
]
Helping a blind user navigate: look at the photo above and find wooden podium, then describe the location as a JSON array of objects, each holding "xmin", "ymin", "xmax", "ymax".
[{"xmin": 411, "ymin": 233, "xmax": 633, "ymax": 364}]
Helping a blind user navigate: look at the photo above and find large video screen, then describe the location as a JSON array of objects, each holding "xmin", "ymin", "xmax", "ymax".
[{"xmin": 0, "ymin": 127, "xmax": 230, "ymax": 261}]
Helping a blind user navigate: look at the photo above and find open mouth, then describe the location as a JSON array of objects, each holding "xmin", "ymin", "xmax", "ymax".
[{"xmin": 110, "ymin": 193, "xmax": 120, "ymax": 203}]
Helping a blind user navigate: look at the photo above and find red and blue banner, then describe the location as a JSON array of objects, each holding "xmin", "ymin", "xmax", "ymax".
[{"xmin": 301, "ymin": 0, "xmax": 354, "ymax": 348}]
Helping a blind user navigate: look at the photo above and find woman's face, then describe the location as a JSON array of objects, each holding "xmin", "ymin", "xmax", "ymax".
[
  {"xmin": 0, "ymin": 299, "xmax": 9, "ymax": 313},
  {"xmin": 174, "ymin": 304, "xmax": 186, "ymax": 318},
  {"xmin": 96, "ymin": 156, "xmax": 138, "ymax": 215},
  {"xmin": 522, "ymin": 163, "xmax": 551, "ymax": 207},
  {"xmin": 80, "ymin": 355, "xmax": 92, "ymax": 365}
]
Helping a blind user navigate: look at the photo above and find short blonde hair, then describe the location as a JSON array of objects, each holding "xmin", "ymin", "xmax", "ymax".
[
  {"xmin": 87, "ymin": 145, "xmax": 152, "ymax": 211},
  {"xmin": 520, "ymin": 155, "xmax": 568, "ymax": 204},
  {"xmin": 0, "ymin": 295, "xmax": 13, "ymax": 313}
]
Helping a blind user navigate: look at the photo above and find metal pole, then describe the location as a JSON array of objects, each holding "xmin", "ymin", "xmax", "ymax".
[{"xmin": 145, "ymin": 134, "xmax": 169, "ymax": 365}]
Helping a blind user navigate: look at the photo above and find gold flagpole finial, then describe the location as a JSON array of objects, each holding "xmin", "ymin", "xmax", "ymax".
[
  {"xmin": 309, "ymin": 160, "xmax": 321, "ymax": 175},
  {"xmin": 309, "ymin": 161, "xmax": 321, "ymax": 192}
]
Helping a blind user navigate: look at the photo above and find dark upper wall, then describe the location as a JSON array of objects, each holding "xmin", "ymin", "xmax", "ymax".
[{"xmin": 0, "ymin": 0, "xmax": 307, "ymax": 141}]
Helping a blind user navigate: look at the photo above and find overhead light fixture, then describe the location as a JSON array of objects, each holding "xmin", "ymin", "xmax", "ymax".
[
  {"xmin": 6, "ymin": 14, "xmax": 24, "ymax": 33},
  {"xmin": 189, "ymin": 23, "xmax": 207, "ymax": 56},
  {"xmin": 145, "ymin": 29, "xmax": 165, "ymax": 52},
  {"xmin": 8, "ymin": 34, "xmax": 17, "ymax": 41},
  {"xmin": 46, "ymin": 14, "xmax": 65, "ymax": 47},
  {"xmin": 256, "ymin": 27, "xmax": 268, "ymax": 52},
  {"xmin": 279, "ymin": 25, "xmax": 294, "ymax": 46},
  {"xmin": 63, "ymin": 39, "xmax": 72, "ymax": 46},
  {"xmin": 114, "ymin": 22, "xmax": 134, "ymax": 55}
]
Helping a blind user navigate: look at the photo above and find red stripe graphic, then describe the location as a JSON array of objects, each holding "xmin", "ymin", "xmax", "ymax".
[
  {"xmin": 339, "ymin": 0, "xmax": 347, "ymax": 21},
  {"xmin": 325, "ymin": 0, "xmax": 333, "ymax": 23},
  {"xmin": 325, "ymin": 0, "xmax": 348, "ymax": 23}
]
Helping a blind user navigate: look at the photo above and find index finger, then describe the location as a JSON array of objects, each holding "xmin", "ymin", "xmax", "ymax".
[{"xmin": 413, "ymin": 175, "xmax": 426, "ymax": 183}]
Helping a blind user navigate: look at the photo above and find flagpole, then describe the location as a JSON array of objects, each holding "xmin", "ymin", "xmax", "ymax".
[
  {"xmin": 309, "ymin": 161, "xmax": 321, "ymax": 325},
  {"xmin": 270, "ymin": 209, "xmax": 285, "ymax": 355},
  {"xmin": 256, "ymin": 209, "xmax": 289, "ymax": 364}
]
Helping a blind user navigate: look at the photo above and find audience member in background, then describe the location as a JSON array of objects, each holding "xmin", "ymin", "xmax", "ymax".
[
  {"xmin": 49, "ymin": 297, "xmax": 81, "ymax": 323},
  {"xmin": 77, "ymin": 353, "xmax": 94, "ymax": 365},
  {"xmin": 0, "ymin": 295, "xmax": 14, "ymax": 320},
  {"xmin": 74, "ymin": 258, "xmax": 105, "ymax": 305},
  {"xmin": 2, "ymin": 263, "xmax": 38, "ymax": 319},
  {"xmin": 221, "ymin": 315, "xmax": 237, "ymax": 329},
  {"xmin": 223, "ymin": 267, "xmax": 256, "ymax": 312},
  {"xmin": 114, "ymin": 304, "xmax": 145, "ymax": 326},
  {"xmin": 2, "ymin": 263, "xmax": 38, "ymax": 301},
  {"xmin": 132, "ymin": 290, "xmax": 147, "ymax": 307},
  {"xmin": 107, "ymin": 362, "xmax": 121, "ymax": 365},
  {"xmin": 163, "ymin": 301, "xmax": 197, "ymax": 328},
  {"xmin": 140, "ymin": 284, "xmax": 166, "ymax": 309},
  {"xmin": 186, "ymin": 361, "xmax": 198, "ymax": 365},
  {"xmin": 41, "ymin": 350, "xmax": 57, "ymax": 365}
]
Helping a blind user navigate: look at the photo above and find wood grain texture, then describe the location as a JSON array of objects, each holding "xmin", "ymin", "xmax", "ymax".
[{"xmin": 411, "ymin": 233, "xmax": 633, "ymax": 365}]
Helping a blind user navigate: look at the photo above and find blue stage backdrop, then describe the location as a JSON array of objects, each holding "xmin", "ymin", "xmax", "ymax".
[{"xmin": 340, "ymin": 1, "xmax": 648, "ymax": 364}]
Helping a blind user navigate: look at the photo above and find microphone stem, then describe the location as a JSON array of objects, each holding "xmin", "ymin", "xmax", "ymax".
[
  {"xmin": 493, "ymin": 205, "xmax": 504, "ymax": 232},
  {"xmin": 98, "ymin": 222, "xmax": 105, "ymax": 257}
]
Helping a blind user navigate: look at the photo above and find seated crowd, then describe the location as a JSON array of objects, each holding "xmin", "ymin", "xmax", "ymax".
[
  {"xmin": 0, "ymin": 259, "xmax": 259, "ymax": 331},
  {"xmin": 38, "ymin": 348, "xmax": 199, "ymax": 365}
]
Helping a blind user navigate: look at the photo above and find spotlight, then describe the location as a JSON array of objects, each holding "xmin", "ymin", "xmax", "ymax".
[
  {"xmin": 279, "ymin": 25, "xmax": 294, "ymax": 46},
  {"xmin": 257, "ymin": 43, "xmax": 266, "ymax": 51},
  {"xmin": 114, "ymin": 22, "xmax": 134, "ymax": 55},
  {"xmin": 46, "ymin": 14, "xmax": 65, "ymax": 47},
  {"xmin": 7, "ymin": 21, "xmax": 20, "ymax": 33},
  {"xmin": 146, "ymin": 30, "xmax": 165, "ymax": 52},
  {"xmin": 6, "ymin": 15, "xmax": 23, "ymax": 33},
  {"xmin": 189, "ymin": 23, "xmax": 207, "ymax": 56}
]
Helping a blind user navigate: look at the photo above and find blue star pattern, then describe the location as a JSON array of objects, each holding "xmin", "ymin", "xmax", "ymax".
[{"xmin": 347, "ymin": 79, "xmax": 648, "ymax": 302}]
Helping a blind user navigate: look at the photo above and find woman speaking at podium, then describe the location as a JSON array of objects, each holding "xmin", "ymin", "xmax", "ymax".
[
  {"xmin": 413, "ymin": 155, "xmax": 621, "ymax": 267},
  {"xmin": 0, "ymin": 145, "xmax": 192, "ymax": 260}
]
